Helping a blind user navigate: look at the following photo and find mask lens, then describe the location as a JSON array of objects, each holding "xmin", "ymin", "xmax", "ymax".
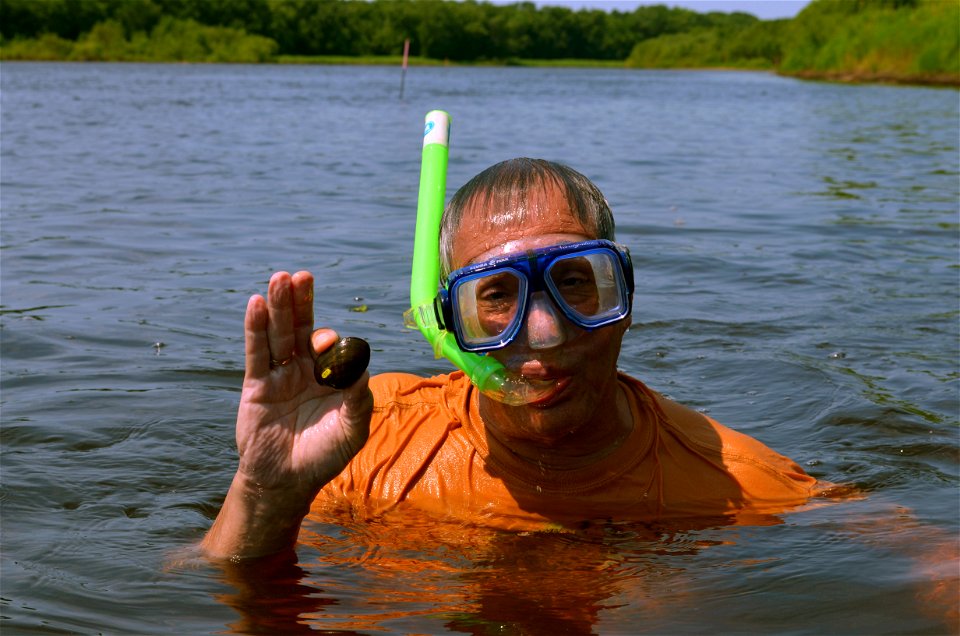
[
  {"xmin": 451, "ymin": 269, "xmax": 526, "ymax": 350},
  {"xmin": 546, "ymin": 251, "xmax": 626, "ymax": 325},
  {"xmin": 444, "ymin": 241, "xmax": 631, "ymax": 352}
]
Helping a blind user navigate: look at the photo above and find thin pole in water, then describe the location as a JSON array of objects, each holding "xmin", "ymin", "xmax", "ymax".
[{"xmin": 400, "ymin": 38, "xmax": 410, "ymax": 99}]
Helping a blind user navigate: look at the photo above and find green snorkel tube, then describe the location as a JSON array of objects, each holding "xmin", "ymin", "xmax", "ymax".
[{"xmin": 406, "ymin": 110, "xmax": 554, "ymax": 406}]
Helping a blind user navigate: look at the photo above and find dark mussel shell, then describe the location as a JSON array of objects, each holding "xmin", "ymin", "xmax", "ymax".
[{"xmin": 314, "ymin": 337, "xmax": 370, "ymax": 389}]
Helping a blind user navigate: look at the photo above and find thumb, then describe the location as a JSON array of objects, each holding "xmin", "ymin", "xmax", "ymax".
[
  {"xmin": 337, "ymin": 371, "xmax": 373, "ymax": 456},
  {"xmin": 341, "ymin": 370, "xmax": 373, "ymax": 423}
]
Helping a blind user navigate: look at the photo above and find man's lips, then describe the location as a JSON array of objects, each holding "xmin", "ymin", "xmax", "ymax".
[
  {"xmin": 524, "ymin": 376, "xmax": 573, "ymax": 408},
  {"xmin": 500, "ymin": 358, "xmax": 576, "ymax": 406}
]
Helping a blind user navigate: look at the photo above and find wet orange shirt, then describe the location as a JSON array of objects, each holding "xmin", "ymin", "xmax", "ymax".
[{"xmin": 314, "ymin": 371, "xmax": 819, "ymax": 530}]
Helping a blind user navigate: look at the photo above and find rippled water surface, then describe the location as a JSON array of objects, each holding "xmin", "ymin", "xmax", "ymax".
[{"xmin": 2, "ymin": 63, "xmax": 957, "ymax": 634}]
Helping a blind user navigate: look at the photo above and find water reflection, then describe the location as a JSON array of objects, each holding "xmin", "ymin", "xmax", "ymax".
[
  {"xmin": 215, "ymin": 556, "xmax": 351, "ymax": 635},
  {"xmin": 215, "ymin": 513, "xmax": 758, "ymax": 634},
  {"xmin": 212, "ymin": 500, "xmax": 958, "ymax": 634}
]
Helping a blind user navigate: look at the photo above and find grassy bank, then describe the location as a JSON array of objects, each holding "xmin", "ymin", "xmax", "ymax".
[
  {"xmin": 782, "ymin": 68, "xmax": 959, "ymax": 87},
  {"xmin": 778, "ymin": 0, "xmax": 958, "ymax": 86},
  {"xmin": 277, "ymin": 54, "xmax": 429, "ymax": 66},
  {"xmin": 275, "ymin": 55, "xmax": 623, "ymax": 69},
  {"xmin": 625, "ymin": 0, "xmax": 958, "ymax": 87}
]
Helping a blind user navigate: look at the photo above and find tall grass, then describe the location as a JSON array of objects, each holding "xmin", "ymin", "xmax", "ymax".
[
  {"xmin": 625, "ymin": 0, "xmax": 958, "ymax": 85},
  {"xmin": 625, "ymin": 20, "xmax": 787, "ymax": 70},
  {"xmin": 778, "ymin": 0, "xmax": 957, "ymax": 82},
  {"xmin": 1, "ymin": 17, "xmax": 277, "ymax": 63}
]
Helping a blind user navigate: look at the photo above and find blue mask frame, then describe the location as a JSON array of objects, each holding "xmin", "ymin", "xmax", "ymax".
[{"xmin": 434, "ymin": 239, "xmax": 634, "ymax": 352}]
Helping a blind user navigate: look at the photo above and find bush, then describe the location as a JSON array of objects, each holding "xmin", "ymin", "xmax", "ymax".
[
  {"xmin": 0, "ymin": 15, "xmax": 278, "ymax": 63},
  {"xmin": 144, "ymin": 17, "xmax": 277, "ymax": 63},
  {"xmin": 625, "ymin": 20, "xmax": 785, "ymax": 69},
  {"xmin": 1, "ymin": 33, "xmax": 74, "ymax": 60},
  {"xmin": 69, "ymin": 20, "xmax": 130, "ymax": 61},
  {"xmin": 780, "ymin": 0, "xmax": 959, "ymax": 79}
]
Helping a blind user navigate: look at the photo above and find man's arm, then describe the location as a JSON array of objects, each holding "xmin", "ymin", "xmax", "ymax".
[{"xmin": 202, "ymin": 270, "xmax": 373, "ymax": 560}]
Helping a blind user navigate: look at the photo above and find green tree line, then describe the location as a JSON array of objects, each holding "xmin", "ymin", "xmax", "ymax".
[
  {"xmin": 0, "ymin": 0, "xmax": 762, "ymax": 62},
  {"xmin": 1, "ymin": 0, "xmax": 956, "ymax": 85}
]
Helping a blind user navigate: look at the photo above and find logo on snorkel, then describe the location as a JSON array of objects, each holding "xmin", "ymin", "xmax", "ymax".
[{"xmin": 423, "ymin": 116, "xmax": 450, "ymax": 147}]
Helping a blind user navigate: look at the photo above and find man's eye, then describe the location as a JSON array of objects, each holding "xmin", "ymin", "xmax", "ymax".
[
  {"xmin": 479, "ymin": 288, "xmax": 515, "ymax": 303},
  {"xmin": 557, "ymin": 274, "xmax": 589, "ymax": 288}
]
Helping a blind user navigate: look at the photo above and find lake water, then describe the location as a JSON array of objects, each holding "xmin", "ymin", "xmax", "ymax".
[{"xmin": 1, "ymin": 62, "xmax": 957, "ymax": 634}]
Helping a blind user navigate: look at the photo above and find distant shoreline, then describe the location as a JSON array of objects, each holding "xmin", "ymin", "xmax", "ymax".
[
  {"xmin": 1, "ymin": 56, "xmax": 955, "ymax": 88},
  {"xmin": 780, "ymin": 69, "xmax": 959, "ymax": 89},
  {"xmin": 2, "ymin": 0, "xmax": 955, "ymax": 90}
]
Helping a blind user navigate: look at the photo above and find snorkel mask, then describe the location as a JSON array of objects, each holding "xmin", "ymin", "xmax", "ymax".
[
  {"xmin": 436, "ymin": 238, "xmax": 633, "ymax": 353},
  {"xmin": 405, "ymin": 110, "xmax": 632, "ymax": 406}
]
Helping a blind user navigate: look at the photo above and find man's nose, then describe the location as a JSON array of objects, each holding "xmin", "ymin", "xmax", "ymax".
[{"xmin": 522, "ymin": 292, "xmax": 567, "ymax": 350}]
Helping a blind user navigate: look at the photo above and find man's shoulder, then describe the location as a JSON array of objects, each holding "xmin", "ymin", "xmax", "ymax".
[
  {"xmin": 618, "ymin": 374, "xmax": 720, "ymax": 441},
  {"xmin": 619, "ymin": 374, "xmax": 816, "ymax": 500},
  {"xmin": 619, "ymin": 373, "xmax": 804, "ymax": 467}
]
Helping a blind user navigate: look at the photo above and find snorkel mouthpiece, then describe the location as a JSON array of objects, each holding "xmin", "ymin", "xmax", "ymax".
[{"xmin": 407, "ymin": 110, "xmax": 556, "ymax": 406}]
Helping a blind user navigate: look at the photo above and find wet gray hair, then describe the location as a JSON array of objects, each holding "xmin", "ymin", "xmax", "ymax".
[{"xmin": 439, "ymin": 158, "xmax": 616, "ymax": 278}]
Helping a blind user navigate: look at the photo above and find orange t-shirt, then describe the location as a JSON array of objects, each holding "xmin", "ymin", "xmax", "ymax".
[{"xmin": 313, "ymin": 371, "xmax": 819, "ymax": 530}]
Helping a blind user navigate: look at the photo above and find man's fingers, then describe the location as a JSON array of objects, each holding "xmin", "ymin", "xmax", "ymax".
[
  {"xmin": 266, "ymin": 272, "xmax": 296, "ymax": 363},
  {"xmin": 291, "ymin": 271, "xmax": 315, "ymax": 358},
  {"xmin": 311, "ymin": 328, "xmax": 339, "ymax": 358},
  {"xmin": 340, "ymin": 371, "xmax": 373, "ymax": 448},
  {"xmin": 244, "ymin": 294, "xmax": 270, "ymax": 377}
]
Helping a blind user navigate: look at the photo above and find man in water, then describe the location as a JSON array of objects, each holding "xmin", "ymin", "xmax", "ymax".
[{"xmin": 202, "ymin": 158, "xmax": 821, "ymax": 560}]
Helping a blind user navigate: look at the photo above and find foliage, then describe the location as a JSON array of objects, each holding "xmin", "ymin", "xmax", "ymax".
[
  {"xmin": 625, "ymin": 19, "xmax": 788, "ymax": 69},
  {"xmin": 0, "ymin": 0, "xmax": 760, "ymax": 62},
  {"xmin": 0, "ymin": 0, "xmax": 956, "ymax": 85},
  {"xmin": 1, "ymin": 16, "xmax": 278, "ymax": 63},
  {"xmin": 625, "ymin": 0, "xmax": 957, "ymax": 83},
  {"xmin": 779, "ymin": 0, "xmax": 959, "ymax": 81},
  {"xmin": 1, "ymin": 32, "xmax": 75, "ymax": 61},
  {"xmin": 143, "ymin": 16, "xmax": 278, "ymax": 62}
]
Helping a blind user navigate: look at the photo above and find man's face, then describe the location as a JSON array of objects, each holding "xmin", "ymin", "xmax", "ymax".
[{"xmin": 450, "ymin": 182, "xmax": 629, "ymax": 445}]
